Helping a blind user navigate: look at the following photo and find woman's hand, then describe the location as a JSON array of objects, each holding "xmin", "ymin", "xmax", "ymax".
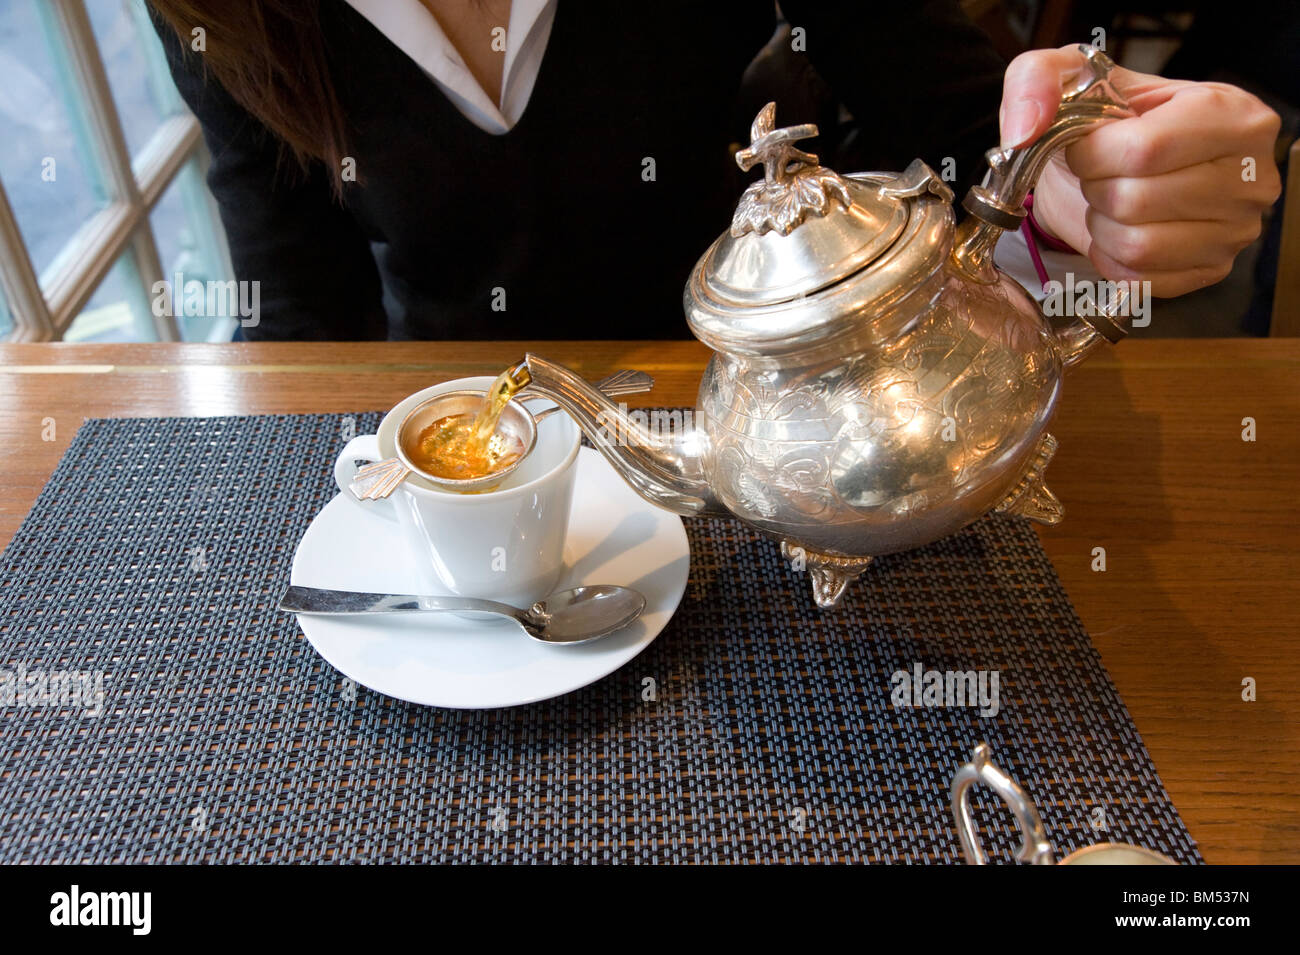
[{"xmin": 999, "ymin": 45, "xmax": 1282, "ymax": 297}]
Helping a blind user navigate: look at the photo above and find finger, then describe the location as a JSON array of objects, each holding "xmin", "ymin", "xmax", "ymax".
[
  {"xmin": 1085, "ymin": 208, "xmax": 1260, "ymax": 272},
  {"xmin": 1078, "ymin": 157, "xmax": 1274, "ymax": 225},
  {"xmin": 1000, "ymin": 45, "xmax": 1180, "ymax": 148},
  {"xmin": 1067, "ymin": 83, "xmax": 1281, "ymax": 179},
  {"xmin": 1000, "ymin": 46, "xmax": 1087, "ymax": 147},
  {"xmin": 1086, "ymin": 246, "xmax": 1234, "ymax": 298},
  {"xmin": 1031, "ymin": 159, "xmax": 1090, "ymax": 252}
]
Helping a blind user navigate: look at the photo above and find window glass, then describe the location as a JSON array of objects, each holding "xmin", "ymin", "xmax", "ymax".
[
  {"xmin": 151, "ymin": 158, "xmax": 235, "ymax": 341},
  {"xmin": 63, "ymin": 247, "xmax": 157, "ymax": 342},
  {"xmin": 86, "ymin": 0, "xmax": 183, "ymax": 159},
  {"xmin": 0, "ymin": 282, "xmax": 12, "ymax": 339},
  {"xmin": 0, "ymin": 0, "xmax": 112, "ymax": 275}
]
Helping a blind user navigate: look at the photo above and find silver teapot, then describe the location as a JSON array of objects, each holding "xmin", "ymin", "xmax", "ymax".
[{"xmin": 521, "ymin": 46, "xmax": 1135, "ymax": 609}]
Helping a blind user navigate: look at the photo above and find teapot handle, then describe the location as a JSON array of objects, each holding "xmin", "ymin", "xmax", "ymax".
[
  {"xmin": 950, "ymin": 743, "xmax": 1056, "ymax": 865},
  {"xmin": 951, "ymin": 45, "xmax": 1136, "ymax": 368}
]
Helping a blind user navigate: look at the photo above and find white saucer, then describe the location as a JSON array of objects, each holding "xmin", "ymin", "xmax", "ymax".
[{"xmin": 289, "ymin": 448, "xmax": 690, "ymax": 708}]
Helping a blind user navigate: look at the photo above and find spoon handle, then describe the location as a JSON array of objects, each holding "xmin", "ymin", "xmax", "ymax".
[
  {"xmin": 521, "ymin": 368, "xmax": 654, "ymax": 402},
  {"xmin": 279, "ymin": 585, "xmax": 524, "ymax": 620},
  {"xmin": 531, "ymin": 370, "xmax": 654, "ymax": 422},
  {"xmin": 587, "ymin": 369, "xmax": 655, "ymax": 396}
]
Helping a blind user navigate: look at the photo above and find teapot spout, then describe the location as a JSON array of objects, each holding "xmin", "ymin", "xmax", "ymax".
[{"xmin": 521, "ymin": 353, "xmax": 721, "ymax": 517}]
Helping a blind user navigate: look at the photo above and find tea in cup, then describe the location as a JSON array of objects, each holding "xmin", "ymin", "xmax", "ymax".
[
  {"xmin": 333, "ymin": 376, "xmax": 581, "ymax": 607},
  {"xmin": 394, "ymin": 388, "xmax": 537, "ymax": 492}
]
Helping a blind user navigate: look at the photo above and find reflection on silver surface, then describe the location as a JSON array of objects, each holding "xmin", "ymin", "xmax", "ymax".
[
  {"xmin": 950, "ymin": 743, "xmax": 1178, "ymax": 866},
  {"xmin": 278, "ymin": 583, "xmax": 646, "ymax": 645},
  {"xmin": 525, "ymin": 49, "xmax": 1135, "ymax": 609},
  {"xmin": 348, "ymin": 370, "xmax": 654, "ymax": 500}
]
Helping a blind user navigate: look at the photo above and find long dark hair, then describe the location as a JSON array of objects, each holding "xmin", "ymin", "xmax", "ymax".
[{"xmin": 149, "ymin": 0, "xmax": 349, "ymax": 192}]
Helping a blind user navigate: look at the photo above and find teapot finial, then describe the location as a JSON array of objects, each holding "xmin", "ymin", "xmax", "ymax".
[{"xmin": 731, "ymin": 102, "xmax": 851, "ymax": 238}]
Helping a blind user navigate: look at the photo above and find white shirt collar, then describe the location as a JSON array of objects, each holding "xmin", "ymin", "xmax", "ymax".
[{"xmin": 344, "ymin": 0, "xmax": 557, "ymax": 135}]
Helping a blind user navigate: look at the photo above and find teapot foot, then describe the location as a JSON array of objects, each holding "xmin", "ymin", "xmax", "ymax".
[
  {"xmin": 995, "ymin": 433, "xmax": 1065, "ymax": 526},
  {"xmin": 781, "ymin": 541, "xmax": 874, "ymax": 610}
]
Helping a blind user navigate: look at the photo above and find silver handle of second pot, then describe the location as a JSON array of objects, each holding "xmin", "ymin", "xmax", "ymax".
[{"xmin": 950, "ymin": 742, "xmax": 1056, "ymax": 865}]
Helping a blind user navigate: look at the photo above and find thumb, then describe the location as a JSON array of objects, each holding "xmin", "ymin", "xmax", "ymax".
[
  {"xmin": 1000, "ymin": 47, "xmax": 1084, "ymax": 147},
  {"xmin": 999, "ymin": 44, "xmax": 1162, "ymax": 148}
]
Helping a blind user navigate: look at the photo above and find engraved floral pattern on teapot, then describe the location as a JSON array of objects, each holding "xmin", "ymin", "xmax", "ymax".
[
  {"xmin": 520, "ymin": 47, "xmax": 1134, "ymax": 609},
  {"xmin": 702, "ymin": 269, "xmax": 1059, "ymax": 555}
]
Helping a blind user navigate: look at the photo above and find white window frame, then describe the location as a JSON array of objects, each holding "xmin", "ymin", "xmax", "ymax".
[{"xmin": 0, "ymin": 0, "xmax": 231, "ymax": 342}]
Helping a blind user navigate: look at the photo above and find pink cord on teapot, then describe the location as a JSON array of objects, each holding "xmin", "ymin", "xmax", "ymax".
[{"xmin": 1021, "ymin": 193, "xmax": 1079, "ymax": 292}]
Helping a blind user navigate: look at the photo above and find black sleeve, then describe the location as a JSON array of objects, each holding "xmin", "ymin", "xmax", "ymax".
[
  {"xmin": 778, "ymin": 0, "xmax": 1007, "ymax": 193},
  {"xmin": 148, "ymin": 6, "xmax": 387, "ymax": 340}
]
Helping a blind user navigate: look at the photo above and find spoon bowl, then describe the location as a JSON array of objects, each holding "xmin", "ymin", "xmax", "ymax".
[{"xmin": 518, "ymin": 584, "xmax": 648, "ymax": 643}]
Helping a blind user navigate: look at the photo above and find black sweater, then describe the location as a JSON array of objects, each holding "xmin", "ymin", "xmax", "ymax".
[{"xmin": 152, "ymin": 1, "xmax": 1006, "ymax": 340}]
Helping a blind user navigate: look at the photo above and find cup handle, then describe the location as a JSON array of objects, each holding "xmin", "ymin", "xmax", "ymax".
[
  {"xmin": 333, "ymin": 434, "xmax": 399, "ymax": 521},
  {"xmin": 950, "ymin": 743, "xmax": 1055, "ymax": 865}
]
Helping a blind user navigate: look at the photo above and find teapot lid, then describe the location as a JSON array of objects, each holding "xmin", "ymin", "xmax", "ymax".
[{"xmin": 686, "ymin": 104, "xmax": 955, "ymax": 355}]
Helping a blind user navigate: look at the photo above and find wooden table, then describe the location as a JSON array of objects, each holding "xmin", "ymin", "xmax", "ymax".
[{"xmin": 1, "ymin": 339, "xmax": 1296, "ymax": 863}]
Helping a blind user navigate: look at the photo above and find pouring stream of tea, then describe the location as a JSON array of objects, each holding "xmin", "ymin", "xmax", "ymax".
[
  {"xmin": 474, "ymin": 365, "xmax": 529, "ymax": 445},
  {"xmin": 409, "ymin": 364, "xmax": 532, "ymax": 481}
]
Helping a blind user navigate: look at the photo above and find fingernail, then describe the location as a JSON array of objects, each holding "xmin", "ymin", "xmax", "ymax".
[{"xmin": 1001, "ymin": 98, "xmax": 1042, "ymax": 149}]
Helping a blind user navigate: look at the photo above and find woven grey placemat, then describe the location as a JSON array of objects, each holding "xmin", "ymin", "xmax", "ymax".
[{"xmin": 0, "ymin": 413, "xmax": 1200, "ymax": 863}]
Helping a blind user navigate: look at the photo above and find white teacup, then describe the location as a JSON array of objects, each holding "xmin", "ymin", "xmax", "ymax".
[{"xmin": 333, "ymin": 377, "xmax": 581, "ymax": 607}]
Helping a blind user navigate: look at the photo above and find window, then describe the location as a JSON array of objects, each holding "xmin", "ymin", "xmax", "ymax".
[
  {"xmin": 0, "ymin": 0, "xmax": 234, "ymax": 342},
  {"xmin": 0, "ymin": 281, "xmax": 11, "ymax": 338}
]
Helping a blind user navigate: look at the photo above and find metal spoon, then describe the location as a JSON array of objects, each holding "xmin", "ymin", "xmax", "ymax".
[
  {"xmin": 350, "ymin": 369, "xmax": 654, "ymax": 501},
  {"xmin": 520, "ymin": 368, "xmax": 655, "ymax": 422},
  {"xmin": 279, "ymin": 583, "xmax": 646, "ymax": 645}
]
